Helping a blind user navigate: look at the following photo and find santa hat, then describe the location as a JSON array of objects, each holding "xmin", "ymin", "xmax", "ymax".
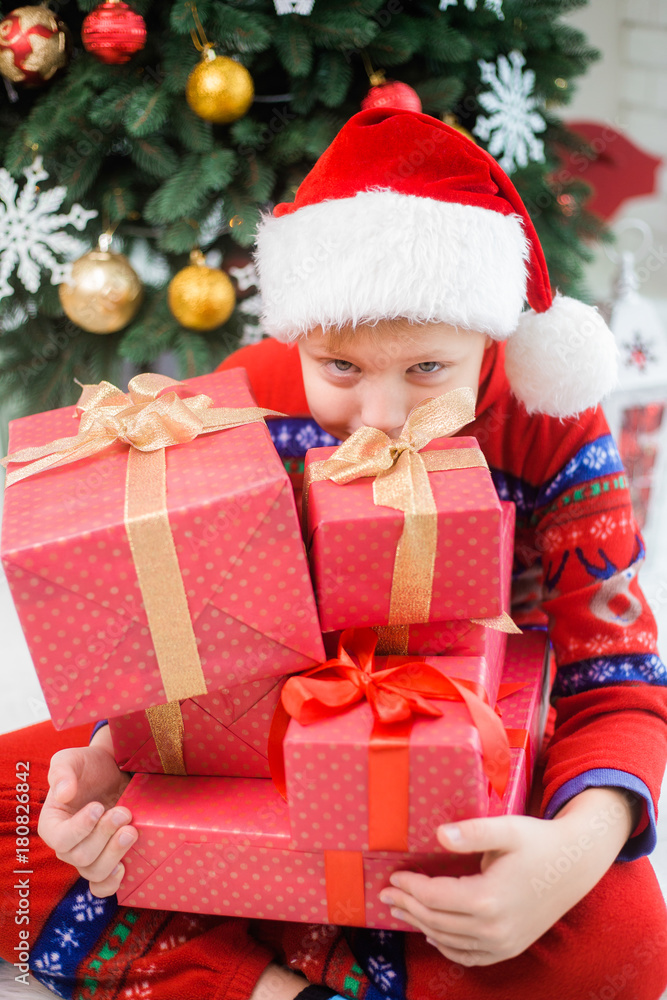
[{"xmin": 252, "ymin": 107, "xmax": 618, "ymax": 419}]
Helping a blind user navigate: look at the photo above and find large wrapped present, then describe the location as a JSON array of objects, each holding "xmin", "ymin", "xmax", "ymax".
[
  {"xmin": 275, "ymin": 628, "xmax": 511, "ymax": 854},
  {"xmin": 115, "ymin": 630, "xmax": 550, "ymax": 928},
  {"xmin": 323, "ymin": 500, "xmax": 516, "ymax": 665},
  {"xmin": 1, "ymin": 369, "xmax": 325, "ymax": 731},
  {"xmin": 109, "ymin": 495, "xmax": 515, "ymax": 778},
  {"xmin": 304, "ymin": 389, "xmax": 508, "ymax": 633},
  {"xmin": 109, "ymin": 675, "xmax": 284, "ymax": 777}
]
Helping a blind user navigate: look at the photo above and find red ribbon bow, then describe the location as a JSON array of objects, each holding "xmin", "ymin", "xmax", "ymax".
[
  {"xmin": 281, "ymin": 626, "xmax": 480, "ymax": 726},
  {"xmin": 269, "ymin": 629, "xmax": 511, "ymax": 853}
]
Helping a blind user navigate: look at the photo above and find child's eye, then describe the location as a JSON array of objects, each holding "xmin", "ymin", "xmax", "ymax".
[
  {"xmin": 410, "ymin": 362, "xmax": 442, "ymax": 373},
  {"xmin": 328, "ymin": 359, "xmax": 358, "ymax": 374}
]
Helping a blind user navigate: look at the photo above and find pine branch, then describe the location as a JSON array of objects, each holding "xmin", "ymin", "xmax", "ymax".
[{"xmin": 124, "ymin": 84, "xmax": 173, "ymax": 137}]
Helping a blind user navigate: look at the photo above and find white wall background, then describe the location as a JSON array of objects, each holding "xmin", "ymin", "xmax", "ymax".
[{"xmin": 563, "ymin": 0, "xmax": 667, "ymax": 299}]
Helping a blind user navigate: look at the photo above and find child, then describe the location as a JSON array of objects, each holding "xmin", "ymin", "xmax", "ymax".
[{"xmin": 4, "ymin": 108, "xmax": 667, "ymax": 1000}]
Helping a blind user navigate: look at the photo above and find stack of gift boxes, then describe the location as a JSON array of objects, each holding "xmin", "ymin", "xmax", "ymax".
[{"xmin": 1, "ymin": 369, "xmax": 551, "ymax": 929}]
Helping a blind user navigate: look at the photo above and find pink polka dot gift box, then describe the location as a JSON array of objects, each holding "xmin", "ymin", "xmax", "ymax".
[
  {"xmin": 278, "ymin": 632, "xmax": 516, "ymax": 856},
  {"xmin": 1, "ymin": 368, "xmax": 325, "ymax": 731},
  {"xmin": 323, "ymin": 501, "xmax": 516, "ymax": 690},
  {"xmin": 108, "ymin": 674, "xmax": 284, "ymax": 777},
  {"xmin": 115, "ymin": 631, "xmax": 550, "ymax": 929},
  {"xmin": 304, "ymin": 431, "xmax": 506, "ymax": 634}
]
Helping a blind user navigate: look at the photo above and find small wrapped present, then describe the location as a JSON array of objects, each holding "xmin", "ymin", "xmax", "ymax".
[
  {"xmin": 109, "ymin": 675, "xmax": 284, "ymax": 778},
  {"xmin": 115, "ymin": 630, "xmax": 550, "ymax": 928},
  {"xmin": 273, "ymin": 628, "xmax": 511, "ymax": 854},
  {"xmin": 1, "ymin": 369, "xmax": 325, "ymax": 731},
  {"xmin": 304, "ymin": 389, "xmax": 508, "ymax": 633},
  {"xmin": 323, "ymin": 500, "xmax": 517, "ymax": 667}
]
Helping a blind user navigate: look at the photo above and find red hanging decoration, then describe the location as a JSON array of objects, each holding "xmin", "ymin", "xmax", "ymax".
[
  {"xmin": 81, "ymin": 0, "xmax": 146, "ymax": 65},
  {"xmin": 0, "ymin": 6, "xmax": 71, "ymax": 87},
  {"xmin": 361, "ymin": 73, "xmax": 422, "ymax": 114}
]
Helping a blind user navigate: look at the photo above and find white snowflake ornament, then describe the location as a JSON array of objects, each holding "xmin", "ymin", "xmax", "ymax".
[
  {"xmin": 274, "ymin": 0, "xmax": 315, "ymax": 13},
  {"xmin": 473, "ymin": 50, "xmax": 546, "ymax": 174},
  {"xmin": 228, "ymin": 261, "xmax": 258, "ymax": 292},
  {"xmin": 237, "ymin": 290, "xmax": 265, "ymax": 346},
  {"xmin": 439, "ymin": 0, "xmax": 503, "ymax": 18},
  {"xmin": 0, "ymin": 155, "xmax": 97, "ymax": 300}
]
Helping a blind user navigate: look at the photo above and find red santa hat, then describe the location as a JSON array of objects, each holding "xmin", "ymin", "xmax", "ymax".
[{"xmin": 252, "ymin": 107, "xmax": 618, "ymax": 419}]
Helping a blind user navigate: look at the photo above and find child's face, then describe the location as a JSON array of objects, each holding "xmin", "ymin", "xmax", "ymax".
[{"xmin": 298, "ymin": 318, "xmax": 490, "ymax": 441}]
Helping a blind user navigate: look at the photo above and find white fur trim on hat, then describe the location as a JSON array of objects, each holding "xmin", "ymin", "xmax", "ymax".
[
  {"xmin": 504, "ymin": 294, "xmax": 619, "ymax": 419},
  {"xmin": 253, "ymin": 188, "xmax": 530, "ymax": 340}
]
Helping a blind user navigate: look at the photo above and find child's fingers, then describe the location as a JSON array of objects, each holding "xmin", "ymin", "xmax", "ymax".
[
  {"xmin": 425, "ymin": 938, "xmax": 492, "ymax": 968},
  {"xmin": 56, "ymin": 807, "xmax": 134, "ymax": 872},
  {"xmin": 49, "ymin": 804, "xmax": 131, "ymax": 861},
  {"xmin": 436, "ymin": 816, "xmax": 523, "ymax": 855},
  {"xmin": 89, "ymin": 861, "xmax": 126, "ymax": 899},
  {"xmin": 380, "ymin": 887, "xmax": 477, "ymax": 936},
  {"xmin": 46, "ymin": 755, "xmax": 80, "ymax": 804},
  {"xmin": 390, "ymin": 906, "xmax": 480, "ymax": 953},
  {"xmin": 38, "ymin": 796, "xmax": 107, "ymax": 854},
  {"xmin": 74, "ymin": 827, "xmax": 136, "ymax": 886}
]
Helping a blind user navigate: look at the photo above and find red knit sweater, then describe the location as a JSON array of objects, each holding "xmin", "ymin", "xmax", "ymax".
[{"xmin": 218, "ymin": 337, "xmax": 667, "ymax": 857}]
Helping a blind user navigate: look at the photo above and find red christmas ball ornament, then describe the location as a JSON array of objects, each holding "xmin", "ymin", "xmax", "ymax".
[
  {"xmin": 81, "ymin": 0, "xmax": 146, "ymax": 65},
  {"xmin": 0, "ymin": 6, "xmax": 71, "ymax": 87},
  {"xmin": 361, "ymin": 74, "xmax": 422, "ymax": 113}
]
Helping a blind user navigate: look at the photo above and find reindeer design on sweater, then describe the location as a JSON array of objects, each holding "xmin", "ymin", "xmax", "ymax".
[{"xmin": 575, "ymin": 535, "xmax": 646, "ymax": 627}]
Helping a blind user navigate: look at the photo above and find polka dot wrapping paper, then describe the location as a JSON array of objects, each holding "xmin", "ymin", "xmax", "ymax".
[
  {"xmin": 322, "ymin": 501, "xmax": 516, "ymax": 693},
  {"xmin": 115, "ymin": 631, "xmax": 550, "ymax": 928},
  {"xmin": 305, "ymin": 437, "xmax": 505, "ymax": 632},
  {"xmin": 282, "ymin": 653, "xmax": 502, "ymax": 855},
  {"xmin": 108, "ymin": 675, "xmax": 284, "ymax": 777},
  {"xmin": 0, "ymin": 368, "xmax": 325, "ymax": 731},
  {"xmin": 488, "ymin": 630, "xmax": 551, "ymax": 817}
]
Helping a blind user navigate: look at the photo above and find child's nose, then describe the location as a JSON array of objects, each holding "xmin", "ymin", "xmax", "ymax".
[{"xmin": 359, "ymin": 393, "xmax": 407, "ymax": 438}]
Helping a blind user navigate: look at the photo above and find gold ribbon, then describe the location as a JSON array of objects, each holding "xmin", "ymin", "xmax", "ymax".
[
  {"xmin": 3, "ymin": 374, "xmax": 284, "ymax": 774},
  {"xmin": 373, "ymin": 613, "xmax": 521, "ymax": 656},
  {"xmin": 304, "ymin": 387, "xmax": 500, "ymax": 628}
]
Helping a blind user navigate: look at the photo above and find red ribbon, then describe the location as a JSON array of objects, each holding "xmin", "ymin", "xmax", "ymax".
[
  {"xmin": 269, "ymin": 628, "xmax": 511, "ymax": 852},
  {"xmin": 495, "ymin": 680, "xmax": 532, "ymax": 792},
  {"xmin": 505, "ymin": 728, "xmax": 531, "ymax": 789}
]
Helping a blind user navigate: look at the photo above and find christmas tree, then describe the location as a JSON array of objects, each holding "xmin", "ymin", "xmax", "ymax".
[{"xmin": 0, "ymin": 0, "xmax": 604, "ymax": 424}]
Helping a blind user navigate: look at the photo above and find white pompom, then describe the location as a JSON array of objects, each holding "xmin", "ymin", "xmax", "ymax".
[{"xmin": 504, "ymin": 294, "xmax": 619, "ymax": 419}]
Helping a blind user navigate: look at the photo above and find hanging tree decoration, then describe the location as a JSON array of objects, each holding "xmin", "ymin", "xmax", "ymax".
[
  {"xmin": 81, "ymin": 1, "xmax": 147, "ymax": 66},
  {"xmin": 0, "ymin": 156, "xmax": 97, "ymax": 301},
  {"xmin": 442, "ymin": 112, "xmax": 475, "ymax": 142},
  {"xmin": 359, "ymin": 51, "xmax": 422, "ymax": 114},
  {"xmin": 168, "ymin": 249, "xmax": 236, "ymax": 331},
  {"xmin": 472, "ymin": 50, "xmax": 546, "ymax": 174},
  {"xmin": 185, "ymin": 3, "xmax": 254, "ymax": 125},
  {"xmin": 273, "ymin": 0, "xmax": 315, "ymax": 13},
  {"xmin": 0, "ymin": 6, "xmax": 72, "ymax": 87},
  {"xmin": 59, "ymin": 225, "xmax": 144, "ymax": 334},
  {"xmin": 439, "ymin": 0, "xmax": 504, "ymax": 18}
]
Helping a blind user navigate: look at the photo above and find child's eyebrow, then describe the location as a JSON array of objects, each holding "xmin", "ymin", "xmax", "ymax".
[{"xmin": 313, "ymin": 347, "xmax": 463, "ymax": 364}]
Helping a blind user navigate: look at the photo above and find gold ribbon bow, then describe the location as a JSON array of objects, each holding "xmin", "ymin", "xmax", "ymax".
[
  {"xmin": 3, "ymin": 374, "xmax": 284, "ymax": 774},
  {"xmin": 303, "ymin": 386, "xmax": 519, "ymax": 651}
]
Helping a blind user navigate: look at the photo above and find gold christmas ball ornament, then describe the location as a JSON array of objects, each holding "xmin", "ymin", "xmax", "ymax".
[
  {"xmin": 168, "ymin": 251, "xmax": 236, "ymax": 330},
  {"xmin": 59, "ymin": 244, "xmax": 143, "ymax": 334},
  {"xmin": 0, "ymin": 6, "xmax": 71, "ymax": 86},
  {"xmin": 442, "ymin": 112, "xmax": 476, "ymax": 144},
  {"xmin": 185, "ymin": 48, "xmax": 254, "ymax": 124}
]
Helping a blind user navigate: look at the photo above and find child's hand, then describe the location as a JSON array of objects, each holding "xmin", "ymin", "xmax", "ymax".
[
  {"xmin": 38, "ymin": 728, "xmax": 136, "ymax": 899},
  {"xmin": 379, "ymin": 787, "xmax": 638, "ymax": 966}
]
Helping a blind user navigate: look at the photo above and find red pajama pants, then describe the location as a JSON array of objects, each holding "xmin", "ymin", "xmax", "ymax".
[{"xmin": 0, "ymin": 720, "xmax": 665, "ymax": 1000}]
